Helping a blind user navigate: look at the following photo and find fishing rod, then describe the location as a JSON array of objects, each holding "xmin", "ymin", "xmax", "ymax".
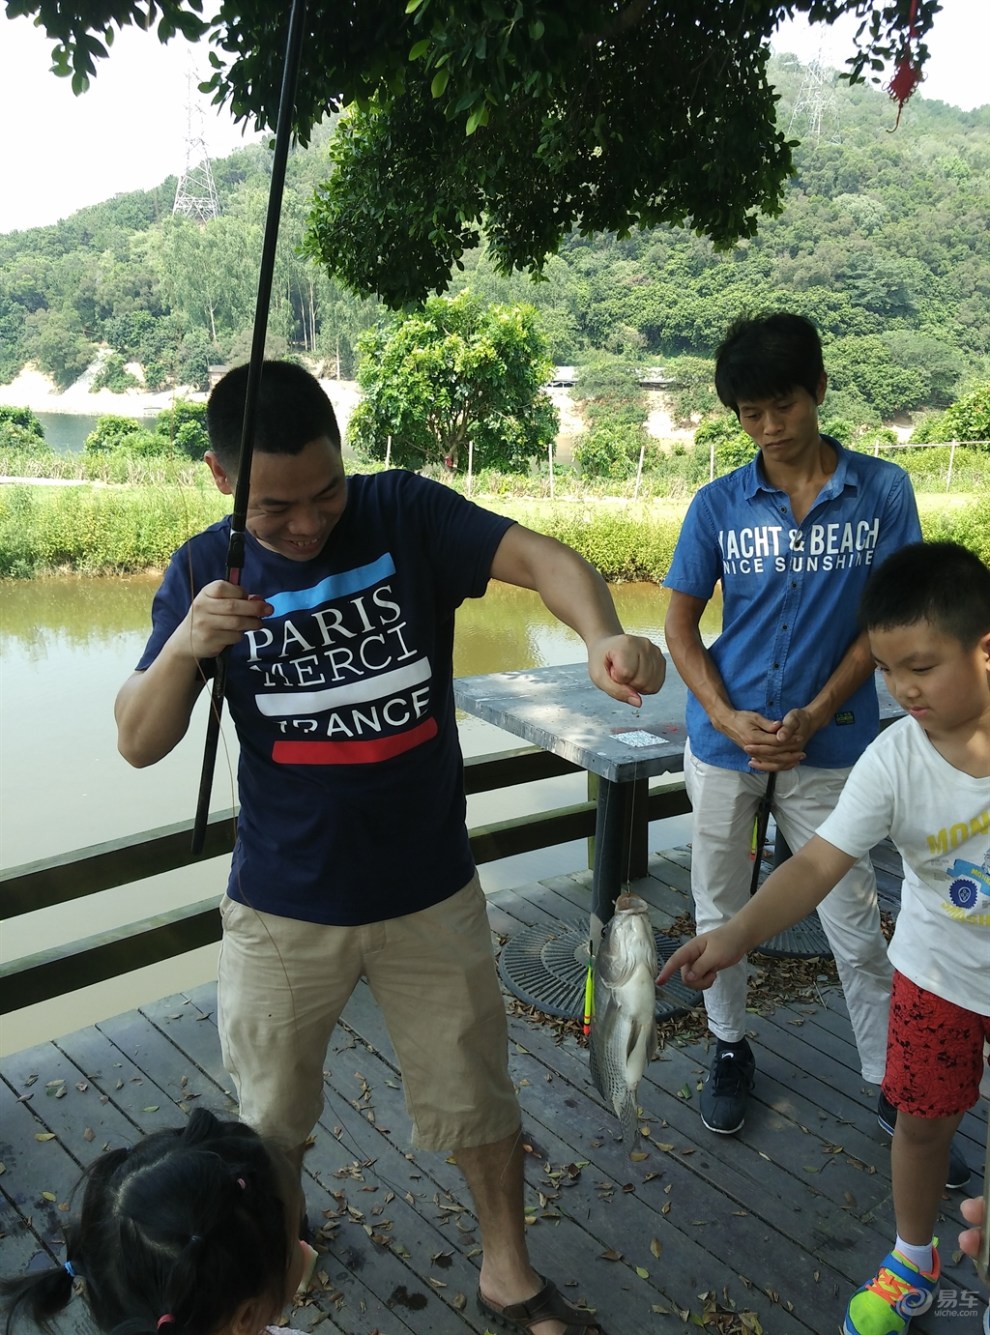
[
  {"xmin": 191, "ymin": 0, "xmax": 309, "ymax": 854},
  {"xmin": 748, "ymin": 770, "xmax": 776, "ymax": 897}
]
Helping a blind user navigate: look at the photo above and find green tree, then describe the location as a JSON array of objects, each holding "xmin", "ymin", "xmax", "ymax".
[
  {"xmin": 694, "ymin": 415, "xmax": 755, "ymax": 475},
  {"xmin": 155, "ymin": 400, "xmax": 211, "ymax": 460},
  {"xmin": 11, "ymin": 0, "xmax": 941, "ymax": 306},
  {"xmin": 0, "ymin": 405, "xmax": 51, "ymax": 454},
  {"xmin": 84, "ymin": 414, "xmax": 159, "ymax": 456},
  {"xmin": 24, "ymin": 307, "xmax": 94, "ymax": 389},
  {"xmin": 825, "ymin": 334, "xmax": 930, "ymax": 419},
  {"xmin": 350, "ymin": 293, "xmax": 557, "ymax": 472},
  {"xmin": 92, "ymin": 352, "xmax": 141, "ymax": 392},
  {"xmin": 940, "ymin": 382, "xmax": 990, "ymax": 447}
]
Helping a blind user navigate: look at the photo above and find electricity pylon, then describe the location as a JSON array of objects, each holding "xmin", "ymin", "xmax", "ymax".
[{"xmin": 172, "ymin": 68, "xmax": 220, "ymax": 222}]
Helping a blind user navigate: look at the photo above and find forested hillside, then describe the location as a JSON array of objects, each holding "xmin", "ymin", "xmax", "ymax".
[{"xmin": 1, "ymin": 54, "xmax": 987, "ymax": 424}]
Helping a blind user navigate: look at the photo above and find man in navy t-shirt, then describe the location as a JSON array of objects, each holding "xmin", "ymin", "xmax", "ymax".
[{"xmin": 116, "ymin": 360, "xmax": 666, "ymax": 1333}]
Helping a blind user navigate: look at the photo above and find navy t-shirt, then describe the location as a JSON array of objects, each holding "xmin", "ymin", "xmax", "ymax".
[{"xmin": 137, "ymin": 470, "xmax": 515, "ymax": 924}]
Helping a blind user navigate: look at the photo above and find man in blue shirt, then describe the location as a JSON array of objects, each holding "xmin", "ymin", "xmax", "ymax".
[{"xmin": 663, "ymin": 313, "xmax": 968, "ymax": 1188}]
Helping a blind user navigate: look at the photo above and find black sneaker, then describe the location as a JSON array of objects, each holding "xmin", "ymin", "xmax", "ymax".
[
  {"xmin": 699, "ymin": 1039, "xmax": 756, "ymax": 1134},
  {"xmin": 876, "ymin": 1092, "xmax": 971, "ymax": 1190}
]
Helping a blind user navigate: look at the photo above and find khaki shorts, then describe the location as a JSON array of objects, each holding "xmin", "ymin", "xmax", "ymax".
[{"xmin": 216, "ymin": 873, "xmax": 520, "ymax": 1152}]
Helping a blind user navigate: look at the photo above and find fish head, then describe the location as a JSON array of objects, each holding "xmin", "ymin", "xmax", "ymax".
[
  {"xmin": 613, "ymin": 892, "xmax": 650, "ymax": 917},
  {"xmin": 598, "ymin": 894, "xmax": 657, "ymax": 974}
]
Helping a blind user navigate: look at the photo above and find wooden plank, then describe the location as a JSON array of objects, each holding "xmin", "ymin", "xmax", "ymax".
[
  {"xmin": 469, "ymin": 802, "xmax": 597, "ymax": 866},
  {"xmin": 6, "ymin": 834, "xmax": 981, "ymax": 1335},
  {"xmin": 0, "ymin": 901, "xmax": 222, "ymax": 1013},
  {"xmin": 138, "ymin": 992, "xmax": 485, "ymax": 1333},
  {"xmin": 328, "ymin": 985, "xmax": 813, "ymax": 1333},
  {"xmin": 463, "ymin": 746, "xmax": 582, "ymax": 793},
  {"xmin": 1, "ymin": 1035, "xmax": 154, "ymax": 1163},
  {"xmin": 0, "ymin": 812, "xmax": 237, "ymax": 917}
]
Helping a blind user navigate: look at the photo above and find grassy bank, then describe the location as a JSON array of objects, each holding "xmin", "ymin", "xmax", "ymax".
[{"xmin": 0, "ymin": 481, "xmax": 986, "ymax": 580}]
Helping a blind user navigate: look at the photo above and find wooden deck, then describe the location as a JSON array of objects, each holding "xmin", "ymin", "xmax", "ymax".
[{"xmin": 2, "ymin": 845, "xmax": 986, "ymax": 1335}]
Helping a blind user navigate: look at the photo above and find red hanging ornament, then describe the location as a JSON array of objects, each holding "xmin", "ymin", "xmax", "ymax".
[{"xmin": 885, "ymin": 0, "xmax": 922, "ymax": 129}]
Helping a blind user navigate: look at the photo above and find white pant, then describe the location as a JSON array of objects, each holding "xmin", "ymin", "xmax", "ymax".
[{"xmin": 684, "ymin": 741, "xmax": 891, "ymax": 1085}]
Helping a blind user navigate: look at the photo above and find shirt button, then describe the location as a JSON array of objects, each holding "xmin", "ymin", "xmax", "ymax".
[{"xmin": 773, "ymin": 662, "xmax": 780, "ymax": 668}]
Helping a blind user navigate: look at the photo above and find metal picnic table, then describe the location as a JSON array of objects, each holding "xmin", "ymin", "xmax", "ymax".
[{"xmin": 455, "ymin": 661, "xmax": 902, "ymax": 1020}]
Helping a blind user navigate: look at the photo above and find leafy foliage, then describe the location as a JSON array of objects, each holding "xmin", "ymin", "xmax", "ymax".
[
  {"xmin": 84, "ymin": 414, "xmax": 159, "ymax": 456},
  {"xmin": 570, "ymin": 355, "xmax": 648, "ymax": 480},
  {"xmin": 941, "ymin": 382, "xmax": 990, "ymax": 445},
  {"xmin": 154, "ymin": 399, "xmax": 211, "ymax": 459},
  {"xmin": 92, "ymin": 352, "xmax": 141, "ymax": 392},
  {"xmin": 0, "ymin": 404, "xmax": 51, "ymax": 454},
  {"xmin": 350, "ymin": 292, "xmax": 557, "ymax": 472},
  {"xmin": 0, "ymin": 41, "xmax": 985, "ymax": 426},
  {"xmin": 9, "ymin": 0, "xmax": 943, "ymax": 305}
]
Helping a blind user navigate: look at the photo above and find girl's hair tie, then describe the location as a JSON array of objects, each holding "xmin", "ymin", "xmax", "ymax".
[{"xmin": 156, "ymin": 1316, "xmax": 175, "ymax": 1331}]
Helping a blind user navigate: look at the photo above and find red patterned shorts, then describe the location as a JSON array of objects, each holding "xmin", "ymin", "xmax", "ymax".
[{"xmin": 882, "ymin": 969, "xmax": 990, "ymax": 1119}]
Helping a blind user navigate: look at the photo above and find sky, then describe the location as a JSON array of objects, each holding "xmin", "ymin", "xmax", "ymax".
[{"xmin": 0, "ymin": 0, "xmax": 987, "ymax": 235}]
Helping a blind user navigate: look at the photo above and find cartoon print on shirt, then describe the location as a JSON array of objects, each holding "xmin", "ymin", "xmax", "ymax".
[
  {"xmin": 926, "ymin": 806, "xmax": 990, "ymax": 920},
  {"xmin": 239, "ymin": 554, "xmax": 438, "ymax": 765},
  {"xmin": 943, "ymin": 851, "xmax": 990, "ymax": 915}
]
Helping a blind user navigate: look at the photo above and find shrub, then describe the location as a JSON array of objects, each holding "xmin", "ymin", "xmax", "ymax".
[
  {"xmin": 91, "ymin": 353, "xmax": 141, "ymax": 393},
  {"xmin": 573, "ymin": 424, "xmax": 642, "ymax": 480},
  {"xmin": 0, "ymin": 406, "xmax": 51, "ymax": 456},
  {"xmin": 920, "ymin": 493, "xmax": 990, "ymax": 565},
  {"xmin": 0, "ymin": 483, "xmax": 229, "ymax": 577},
  {"xmin": 155, "ymin": 400, "xmax": 210, "ymax": 460}
]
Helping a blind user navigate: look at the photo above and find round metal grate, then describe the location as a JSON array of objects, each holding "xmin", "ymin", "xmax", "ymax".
[
  {"xmin": 756, "ymin": 913, "xmax": 833, "ymax": 960},
  {"xmin": 498, "ymin": 921, "xmax": 702, "ymax": 1021}
]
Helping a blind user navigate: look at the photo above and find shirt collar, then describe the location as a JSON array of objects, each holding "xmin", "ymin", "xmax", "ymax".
[{"xmin": 743, "ymin": 434, "xmax": 853, "ymax": 502}]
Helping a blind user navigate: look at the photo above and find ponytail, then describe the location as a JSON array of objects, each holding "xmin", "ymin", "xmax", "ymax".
[
  {"xmin": 1, "ymin": 1260, "xmax": 77, "ymax": 1334},
  {"xmin": 1, "ymin": 1110, "xmax": 295, "ymax": 1335}
]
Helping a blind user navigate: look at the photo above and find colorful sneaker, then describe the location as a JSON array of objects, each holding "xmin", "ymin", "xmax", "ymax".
[{"xmin": 843, "ymin": 1246, "xmax": 940, "ymax": 1335}]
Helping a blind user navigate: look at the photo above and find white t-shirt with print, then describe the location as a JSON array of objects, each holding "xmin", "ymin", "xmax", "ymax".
[{"xmin": 818, "ymin": 716, "xmax": 990, "ymax": 1016}]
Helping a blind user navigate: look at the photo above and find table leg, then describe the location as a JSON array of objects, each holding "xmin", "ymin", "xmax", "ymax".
[{"xmin": 590, "ymin": 777, "xmax": 631, "ymax": 948}]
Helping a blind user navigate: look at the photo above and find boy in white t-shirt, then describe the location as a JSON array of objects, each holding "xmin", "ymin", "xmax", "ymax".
[{"xmin": 659, "ymin": 540, "xmax": 990, "ymax": 1335}]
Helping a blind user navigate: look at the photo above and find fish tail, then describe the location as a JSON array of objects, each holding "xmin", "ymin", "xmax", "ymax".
[{"xmin": 618, "ymin": 1091, "xmax": 639, "ymax": 1146}]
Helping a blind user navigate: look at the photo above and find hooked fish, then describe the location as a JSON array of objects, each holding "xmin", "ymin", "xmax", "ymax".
[{"xmin": 588, "ymin": 892, "xmax": 658, "ymax": 1144}]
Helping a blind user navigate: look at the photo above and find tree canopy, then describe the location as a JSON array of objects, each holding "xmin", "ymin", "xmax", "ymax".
[
  {"xmin": 349, "ymin": 292, "xmax": 558, "ymax": 472},
  {"xmin": 1, "ymin": 51, "xmax": 985, "ymax": 425},
  {"xmin": 8, "ymin": 0, "xmax": 941, "ymax": 304}
]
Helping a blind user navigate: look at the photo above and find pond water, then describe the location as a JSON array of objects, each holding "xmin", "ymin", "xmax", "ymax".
[
  {"xmin": 34, "ymin": 412, "xmax": 108, "ymax": 454},
  {"xmin": 0, "ymin": 575, "xmax": 720, "ymax": 1055}
]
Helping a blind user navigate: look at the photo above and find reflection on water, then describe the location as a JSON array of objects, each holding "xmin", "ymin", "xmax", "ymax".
[
  {"xmin": 1, "ymin": 571, "xmax": 720, "ymax": 1056},
  {"xmin": 34, "ymin": 412, "xmax": 105, "ymax": 455}
]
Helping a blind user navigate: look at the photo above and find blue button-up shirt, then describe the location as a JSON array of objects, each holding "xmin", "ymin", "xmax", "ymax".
[{"xmin": 664, "ymin": 439, "xmax": 922, "ymax": 771}]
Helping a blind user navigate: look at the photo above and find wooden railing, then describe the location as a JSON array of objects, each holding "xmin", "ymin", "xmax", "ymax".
[{"xmin": 0, "ymin": 746, "xmax": 690, "ymax": 1014}]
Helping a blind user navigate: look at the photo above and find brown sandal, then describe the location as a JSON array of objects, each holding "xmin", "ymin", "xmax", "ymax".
[{"xmin": 477, "ymin": 1275, "xmax": 603, "ymax": 1334}]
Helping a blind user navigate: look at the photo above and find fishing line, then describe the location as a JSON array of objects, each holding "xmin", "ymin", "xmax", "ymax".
[{"xmin": 191, "ymin": 0, "xmax": 309, "ymax": 856}]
